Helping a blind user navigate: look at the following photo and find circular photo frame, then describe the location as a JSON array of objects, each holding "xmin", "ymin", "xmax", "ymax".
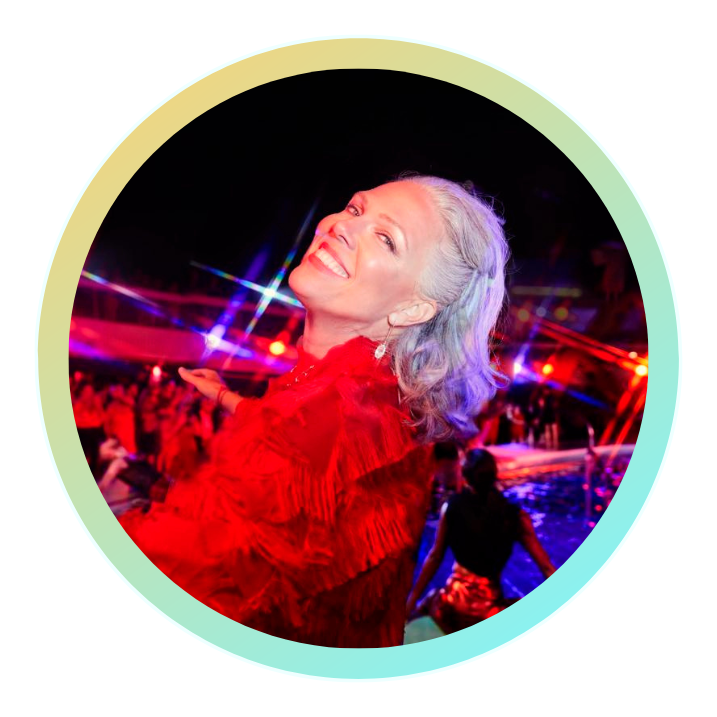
[{"xmin": 38, "ymin": 38, "xmax": 678, "ymax": 678}]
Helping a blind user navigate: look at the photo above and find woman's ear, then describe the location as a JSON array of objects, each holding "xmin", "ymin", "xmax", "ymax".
[{"xmin": 389, "ymin": 300, "xmax": 437, "ymax": 328}]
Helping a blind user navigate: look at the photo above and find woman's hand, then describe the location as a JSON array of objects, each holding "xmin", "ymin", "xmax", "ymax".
[
  {"xmin": 178, "ymin": 367, "xmax": 243, "ymax": 414},
  {"xmin": 178, "ymin": 367, "xmax": 225, "ymax": 402}
]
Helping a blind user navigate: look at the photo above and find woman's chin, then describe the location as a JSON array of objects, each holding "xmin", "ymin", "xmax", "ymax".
[{"xmin": 288, "ymin": 264, "xmax": 318, "ymax": 305}]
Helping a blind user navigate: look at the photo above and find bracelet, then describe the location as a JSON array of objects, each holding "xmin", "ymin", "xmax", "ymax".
[{"xmin": 215, "ymin": 386, "xmax": 229, "ymax": 409}]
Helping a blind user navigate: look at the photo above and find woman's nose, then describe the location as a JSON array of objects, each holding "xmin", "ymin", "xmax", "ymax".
[{"xmin": 329, "ymin": 219, "xmax": 355, "ymax": 250}]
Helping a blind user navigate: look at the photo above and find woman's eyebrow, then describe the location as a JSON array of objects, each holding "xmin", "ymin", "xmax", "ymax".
[{"xmin": 378, "ymin": 212, "xmax": 407, "ymax": 250}]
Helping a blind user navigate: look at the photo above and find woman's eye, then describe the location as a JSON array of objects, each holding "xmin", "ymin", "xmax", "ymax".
[
  {"xmin": 378, "ymin": 233, "xmax": 396, "ymax": 252},
  {"xmin": 346, "ymin": 203, "xmax": 360, "ymax": 216}
]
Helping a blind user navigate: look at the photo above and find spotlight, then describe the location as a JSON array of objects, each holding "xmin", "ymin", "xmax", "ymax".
[
  {"xmin": 513, "ymin": 361, "xmax": 523, "ymax": 375},
  {"xmin": 628, "ymin": 351, "xmax": 638, "ymax": 359},
  {"xmin": 554, "ymin": 306, "xmax": 569, "ymax": 321},
  {"xmin": 517, "ymin": 308, "xmax": 530, "ymax": 322},
  {"xmin": 151, "ymin": 365, "xmax": 162, "ymax": 381},
  {"xmin": 635, "ymin": 364, "xmax": 648, "ymax": 377},
  {"xmin": 269, "ymin": 340, "xmax": 287, "ymax": 356},
  {"xmin": 205, "ymin": 333, "xmax": 221, "ymax": 349},
  {"xmin": 541, "ymin": 363, "xmax": 555, "ymax": 376}
]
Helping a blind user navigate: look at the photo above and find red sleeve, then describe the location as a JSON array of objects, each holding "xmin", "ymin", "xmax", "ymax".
[{"xmin": 120, "ymin": 377, "xmax": 431, "ymax": 626}]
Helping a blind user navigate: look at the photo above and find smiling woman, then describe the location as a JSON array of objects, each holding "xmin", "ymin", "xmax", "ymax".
[{"xmin": 119, "ymin": 174, "xmax": 509, "ymax": 648}]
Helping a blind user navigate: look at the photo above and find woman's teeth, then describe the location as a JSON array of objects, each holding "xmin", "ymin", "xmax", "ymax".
[{"xmin": 314, "ymin": 248, "xmax": 349, "ymax": 278}]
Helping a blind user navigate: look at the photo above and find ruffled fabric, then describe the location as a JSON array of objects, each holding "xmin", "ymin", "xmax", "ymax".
[{"xmin": 120, "ymin": 336, "xmax": 433, "ymax": 647}]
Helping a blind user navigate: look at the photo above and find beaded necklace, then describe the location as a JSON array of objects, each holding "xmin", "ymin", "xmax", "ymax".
[
  {"xmin": 278, "ymin": 336, "xmax": 394, "ymax": 390},
  {"xmin": 281, "ymin": 363, "xmax": 317, "ymax": 388}
]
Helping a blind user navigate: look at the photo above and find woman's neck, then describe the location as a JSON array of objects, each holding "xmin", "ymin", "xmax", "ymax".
[{"xmin": 301, "ymin": 311, "xmax": 386, "ymax": 360}]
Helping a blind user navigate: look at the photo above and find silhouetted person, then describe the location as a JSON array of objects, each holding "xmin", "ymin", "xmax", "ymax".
[{"xmin": 407, "ymin": 449, "xmax": 555, "ymax": 634}]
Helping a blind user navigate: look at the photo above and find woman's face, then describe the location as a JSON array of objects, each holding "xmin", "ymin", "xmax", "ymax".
[{"xmin": 289, "ymin": 181, "xmax": 444, "ymax": 335}]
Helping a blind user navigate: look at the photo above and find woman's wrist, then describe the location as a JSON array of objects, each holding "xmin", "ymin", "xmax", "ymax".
[
  {"xmin": 215, "ymin": 386, "xmax": 242, "ymax": 414},
  {"xmin": 215, "ymin": 385, "xmax": 229, "ymax": 408}
]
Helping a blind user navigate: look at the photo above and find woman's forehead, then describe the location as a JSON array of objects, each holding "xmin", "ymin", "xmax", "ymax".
[
  {"xmin": 362, "ymin": 182, "xmax": 442, "ymax": 241},
  {"xmin": 363, "ymin": 180, "xmax": 430, "ymax": 208}
]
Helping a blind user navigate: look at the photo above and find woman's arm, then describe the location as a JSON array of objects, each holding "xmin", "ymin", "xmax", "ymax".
[
  {"xmin": 406, "ymin": 503, "xmax": 450, "ymax": 617},
  {"xmin": 178, "ymin": 367, "xmax": 243, "ymax": 414},
  {"xmin": 217, "ymin": 389, "xmax": 242, "ymax": 414},
  {"xmin": 517, "ymin": 509, "xmax": 556, "ymax": 578}
]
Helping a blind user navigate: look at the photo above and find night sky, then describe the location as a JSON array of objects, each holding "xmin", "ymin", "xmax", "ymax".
[{"xmin": 87, "ymin": 69, "xmax": 631, "ymax": 295}]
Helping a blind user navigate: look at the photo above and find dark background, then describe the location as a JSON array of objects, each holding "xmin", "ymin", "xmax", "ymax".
[{"xmin": 86, "ymin": 69, "xmax": 632, "ymax": 297}]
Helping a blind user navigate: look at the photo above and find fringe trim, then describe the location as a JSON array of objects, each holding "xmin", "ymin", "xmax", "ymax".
[{"xmin": 120, "ymin": 341, "xmax": 434, "ymax": 637}]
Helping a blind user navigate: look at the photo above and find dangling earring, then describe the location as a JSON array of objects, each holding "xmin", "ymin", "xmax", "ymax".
[{"xmin": 374, "ymin": 321, "xmax": 394, "ymax": 359}]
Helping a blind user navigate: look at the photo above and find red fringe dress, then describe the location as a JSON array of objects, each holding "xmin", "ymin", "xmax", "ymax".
[{"xmin": 120, "ymin": 336, "xmax": 433, "ymax": 648}]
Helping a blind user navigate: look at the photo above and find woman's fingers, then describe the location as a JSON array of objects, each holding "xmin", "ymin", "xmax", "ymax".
[
  {"xmin": 179, "ymin": 367, "xmax": 221, "ymax": 381},
  {"xmin": 178, "ymin": 367, "xmax": 198, "ymax": 384},
  {"xmin": 179, "ymin": 367, "xmax": 210, "ymax": 380},
  {"xmin": 179, "ymin": 367, "xmax": 203, "ymax": 378},
  {"xmin": 178, "ymin": 367, "xmax": 224, "ymax": 401}
]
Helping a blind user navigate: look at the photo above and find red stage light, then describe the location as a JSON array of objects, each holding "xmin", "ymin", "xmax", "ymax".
[
  {"xmin": 269, "ymin": 340, "xmax": 287, "ymax": 356},
  {"xmin": 554, "ymin": 306, "xmax": 569, "ymax": 321},
  {"xmin": 151, "ymin": 365, "xmax": 162, "ymax": 380},
  {"xmin": 517, "ymin": 308, "xmax": 531, "ymax": 322},
  {"xmin": 541, "ymin": 363, "xmax": 555, "ymax": 376},
  {"xmin": 635, "ymin": 364, "xmax": 648, "ymax": 377}
]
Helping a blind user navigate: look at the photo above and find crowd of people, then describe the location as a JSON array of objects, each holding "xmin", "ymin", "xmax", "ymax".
[
  {"xmin": 70, "ymin": 369, "xmax": 222, "ymax": 486},
  {"xmin": 477, "ymin": 389, "xmax": 561, "ymax": 449}
]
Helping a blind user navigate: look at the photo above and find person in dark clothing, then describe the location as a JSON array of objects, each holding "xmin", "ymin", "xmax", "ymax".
[
  {"xmin": 542, "ymin": 390, "xmax": 559, "ymax": 449},
  {"xmin": 406, "ymin": 449, "xmax": 556, "ymax": 634},
  {"xmin": 526, "ymin": 397, "xmax": 542, "ymax": 448}
]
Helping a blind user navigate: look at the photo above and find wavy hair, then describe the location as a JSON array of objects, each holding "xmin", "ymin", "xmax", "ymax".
[{"xmin": 389, "ymin": 174, "xmax": 509, "ymax": 443}]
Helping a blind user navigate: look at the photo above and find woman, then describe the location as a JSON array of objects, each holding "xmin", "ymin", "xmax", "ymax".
[
  {"xmin": 119, "ymin": 175, "xmax": 509, "ymax": 647},
  {"xmin": 406, "ymin": 449, "xmax": 556, "ymax": 635}
]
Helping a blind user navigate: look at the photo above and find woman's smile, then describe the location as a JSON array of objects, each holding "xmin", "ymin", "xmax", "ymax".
[{"xmin": 307, "ymin": 243, "xmax": 350, "ymax": 279}]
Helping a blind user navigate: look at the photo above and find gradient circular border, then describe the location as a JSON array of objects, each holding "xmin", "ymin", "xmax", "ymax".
[{"xmin": 38, "ymin": 38, "xmax": 678, "ymax": 679}]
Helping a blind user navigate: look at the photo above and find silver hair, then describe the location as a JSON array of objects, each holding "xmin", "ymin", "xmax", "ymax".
[{"xmin": 389, "ymin": 173, "xmax": 509, "ymax": 443}]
